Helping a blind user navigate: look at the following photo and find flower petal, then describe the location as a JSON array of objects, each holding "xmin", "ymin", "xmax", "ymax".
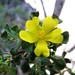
[
  {"xmin": 43, "ymin": 49, "xmax": 50, "ymax": 57},
  {"xmin": 45, "ymin": 28, "xmax": 63, "ymax": 43},
  {"xmin": 42, "ymin": 16, "xmax": 59, "ymax": 33},
  {"xmin": 19, "ymin": 30, "xmax": 39, "ymax": 43},
  {"xmin": 34, "ymin": 40, "xmax": 50, "ymax": 57},
  {"xmin": 26, "ymin": 17, "xmax": 41, "ymax": 33},
  {"xmin": 49, "ymin": 35, "xmax": 63, "ymax": 43}
]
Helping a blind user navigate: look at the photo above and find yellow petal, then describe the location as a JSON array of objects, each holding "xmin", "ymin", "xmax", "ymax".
[
  {"xmin": 42, "ymin": 16, "xmax": 59, "ymax": 33},
  {"xmin": 34, "ymin": 40, "xmax": 50, "ymax": 57},
  {"xmin": 26, "ymin": 17, "xmax": 41, "ymax": 33},
  {"xmin": 49, "ymin": 35, "xmax": 63, "ymax": 43},
  {"xmin": 43, "ymin": 49, "xmax": 50, "ymax": 57},
  {"xmin": 45, "ymin": 28, "xmax": 63, "ymax": 43},
  {"xmin": 19, "ymin": 30, "xmax": 39, "ymax": 43},
  {"xmin": 47, "ymin": 28, "xmax": 62, "ymax": 37}
]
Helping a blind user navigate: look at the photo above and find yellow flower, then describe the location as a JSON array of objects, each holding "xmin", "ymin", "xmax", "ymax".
[{"xmin": 19, "ymin": 16, "xmax": 63, "ymax": 57}]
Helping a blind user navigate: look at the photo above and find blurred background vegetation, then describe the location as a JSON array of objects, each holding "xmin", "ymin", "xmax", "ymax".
[{"xmin": 0, "ymin": 0, "xmax": 35, "ymax": 51}]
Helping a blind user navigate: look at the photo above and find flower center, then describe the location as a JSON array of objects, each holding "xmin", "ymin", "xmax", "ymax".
[{"xmin": 39, "ymin": 30, "xmax": 45, "ymax": 39}]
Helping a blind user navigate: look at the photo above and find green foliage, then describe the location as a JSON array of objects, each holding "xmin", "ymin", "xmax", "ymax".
[
  {"xmin": 1, "ymin": 24, "xmax": 21, "ymax": 50},
  {"xmin": 62, "ymin": 31, "xmax": 69, "ymax": 44},
  {"xmin": 0, "ymin": 22, "xmax": 72, "ymax": 75},
  {"xmin": 21, "ymin": 41, "xmax": 35, "ymax": 53},
  {"xmin": 51, "ymin": 55, "xmax": 66, "ymax": 71},
  {"xmin": 1, "ymin": 31, "xmax": 8, "ymax": 41},
  {"xmin": 1, "ymin": 65, "xmax": 8, "ymax": 73},
  {"xmin": 30, "ymin": 11, "xmax": 39, "ymax": 18},
  {"xmin": 21, "ymin": 60, "xmax": 30, "ymax": 73},
  {"xmin": 0, "ymin": 11, "xmax": 73, "ymax": 75}
]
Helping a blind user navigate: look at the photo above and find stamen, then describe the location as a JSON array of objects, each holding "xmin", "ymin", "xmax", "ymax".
[{"xmin": 39, "ymin": 30, "xmax": 45, "ymax": 39}]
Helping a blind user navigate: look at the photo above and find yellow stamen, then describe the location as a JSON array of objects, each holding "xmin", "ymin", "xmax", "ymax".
[{"xmin": 39, "ymin": 30, "xmax": 45, "ymax": 39}]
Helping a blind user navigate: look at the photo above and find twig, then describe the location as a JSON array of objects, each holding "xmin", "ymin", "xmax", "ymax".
[
  {"xmin": 53, "ymin": 0, "xmax": 65, "ymax": 18},
  {"xmin": 40, "ymin": 0, "xmax": 47, "ymax": 17},
  {"xmin": 67, "ymin": 44, "xmax": 75, "ymax": 53}
]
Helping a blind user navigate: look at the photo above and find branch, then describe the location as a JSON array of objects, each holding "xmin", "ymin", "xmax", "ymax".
[
  {"xmin": 67, "ymin": 44, "xmax": 75, "ymax": 53},
  {"xmin": 40, "ymin": 0, "xmax": 47, "ymax": 17},
  {"xmin": 53, "ymin": 0, "xmax": 65, "ymax": 18}
]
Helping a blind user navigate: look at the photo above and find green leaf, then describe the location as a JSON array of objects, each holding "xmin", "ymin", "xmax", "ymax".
[
  {"xmin": 29, "ymin": 52, "xmax": 36, "ymax": 61},
  {"xmin": 59, "ymin": 19, "xmax": 63, "ymax": 24},
  {"xmin": 49, "ymin": 44, "xmax": 57, "ymax": 52},
  {"xmin": 30, "ymin": 11, "xmax": 39, "ymax": 18},
  {"xmin": 1, "ymin": 31, "xmax": 8, "ymax": 41},
  {"xmin": 50, "ymin": 69, "xmax": 58, "ymax": 75},
  {"xmin": 1, "ymin": 24, "xmax": 20, "ymax": 42},
  {"xmin": 5, "ymin": 24, "xmax": 12, "ymax": 33},
  {"xmin": 4, "ymin": 24, "xmax": 15, "ymax": 38},
  {"xmin": 41, "ymin": 57, "xmax": 50, "ymax": 65},
  {"xmin": 10, "ymin": 48, "xmax": 18, "ymax": 56},
  {"xmin": 21, "ymin": 41, "xmax": 34, "ymax": 53},
  {"xmin": 21, "ymin": 60, "xmax": 30, "ymax": 73},
  {"xmin": 11, "ymin": 25, "xmax": 20, "ymax": 38},
  {"xmin": 35, "ymin": 57, "xmax": 41, "ymax": 66},
  {"xmin": 35, "ymin": 57, "xmax": 50, "ymax": 67},
  {"xmin": 51, "ymin": 55, "xmax": 66, "ymax": 71},
  {"xmin": 9, "ymin": 63, "xmax": 17, "ymax": 75},
  {"xmin": 11, "ymin": 25, "xmax": 20, "ymax": 33},
  {"xmin": 52, "ymin": 14, "xmax": 58, "ymax": 19},
  {"xmin": 62, "ymin": 31, "xmax": 69, "ymax": 44},
  {"xmin": 13, "ymin": 55, "xmax": 21, "ymax": 65},
  {"xmin": 3, "ymin": 24, "xmax": 19, "ymax": 41},
  {"xmin": 10, "ymin": 41, "xmax": 21, "ymax": 56},
  {"xmin": 10, "ymin": 41, "xmax": 21, "ymax": 65}
]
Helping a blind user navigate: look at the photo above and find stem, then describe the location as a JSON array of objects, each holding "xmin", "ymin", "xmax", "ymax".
[
  {"xmin": 53, "ymin": 0, "xmax": 65, "ymax": 17},
  {"xmin": 67, "ymin": 44, "xmax": 75, "ymax": 53},
  {"xmin": 41, "ymin": 0, "xmax": 47, "ymax": 17}
]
